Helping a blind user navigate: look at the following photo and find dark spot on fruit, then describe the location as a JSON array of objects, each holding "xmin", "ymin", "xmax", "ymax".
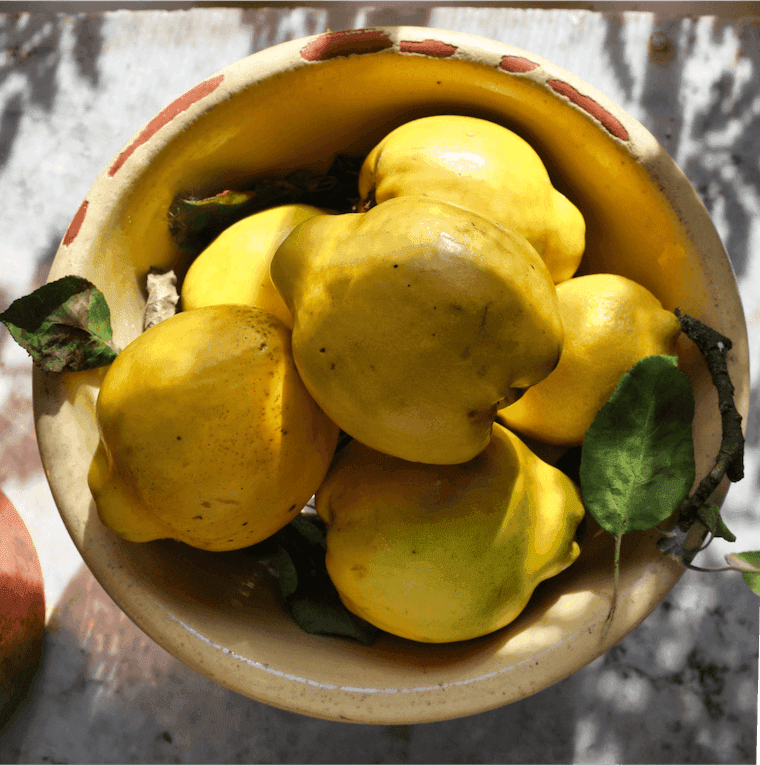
[
  {"xmin": 242, "ymin": 522, "xmax": 248, "ymax": 526},
  {"xmin": 176, "ymin": 436, "xmax": 182, "ymax": 440},
  {"xmin": 450, "ymin": 304, "xmax": 463, "ymax": 311},
  {"xmin": 192, "ymin": 515, "xmax": 203, "ymax": 520},
  {"xmin": 289, "ymin": 504, "xmax": 297, "ymax": 511},
  {"xmin": 331, "ymin": 363, "xmax": 336, "ymax": 369},
  {"xmin": 201, "ymin": 501, "xmax": 212, "ymax": 508},
  {"xmin": 411, "ymin": 549, "xmax": 417, "ymax": 554},
  {"xmin": 393, "ymin": 264, "xmax": 398, "ymax": 268},
  {"xmin": 320, "ymin": 347, "xmax": 326, "ymax": 353},
  {"xmin": 281, "ymin": 429, "xmax": 288, "ymax": 435}
]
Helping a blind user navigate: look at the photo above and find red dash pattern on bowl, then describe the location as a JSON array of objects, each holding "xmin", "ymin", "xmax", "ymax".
[
  {"xmin": 547, "ymin": 79, "xmax": 630, "ymax": 141},
  {"xmin": 499, "ymin": 55, "xmax": 538, "ymax": 73},
  {"xmin": 62, "ymin": 200, "xmax": 88, "ymax": 246},
  {"xmin": 300, "ymin": 29, "xmax": 393, "ymax": 62},
  {"xmin": 399, "ymin": 39, "xmax": 457, "ymax": 58},
  {"xmin": 108, "ymin": 75, "xmax": 225, "ymax": 177}
]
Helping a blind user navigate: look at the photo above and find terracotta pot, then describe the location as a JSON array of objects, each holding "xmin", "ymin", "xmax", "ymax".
[
  {"xmin": 0, "ymin": 490, "xmax": 45, "ymax": 725},
  {"xmin": 32, "ymin": 27, "xmax": 749, "ymax": 724}
]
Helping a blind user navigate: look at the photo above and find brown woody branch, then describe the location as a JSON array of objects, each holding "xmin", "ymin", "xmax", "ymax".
[{"xmin": 673, "ymin": 309, "xmax": 745, "ymax": 532}]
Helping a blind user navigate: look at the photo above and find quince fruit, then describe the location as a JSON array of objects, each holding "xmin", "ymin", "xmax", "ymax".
[
  {"xmin": 180, "ymin": 204, "xmax": 326, "ymax": 327},
  {"xmin": 270, "ymin": 195, "xmax": 563, "ymax": 465},
  {"xmin": 315, "ymin": 422, "xmax": 585, "ymax": 643},
  {"xmin": 359, "ymin": 115, "xmax": 586, "ymax": 283},
  {"xmin": 88, "ymin": 305, "xmax": 339, "ymax": 551},
  {"xmin": 498, "ymin": 273, "xmax": 682, "ymax": 445}
]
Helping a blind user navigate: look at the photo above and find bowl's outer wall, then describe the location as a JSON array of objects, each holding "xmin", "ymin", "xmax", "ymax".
[{"xmin": 33, "ymin": 27, "xmax": 750, "ymax": 724}]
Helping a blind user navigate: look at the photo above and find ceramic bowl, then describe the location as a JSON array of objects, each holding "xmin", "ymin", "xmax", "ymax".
[{"xmin": 33, "ymin": 27, "xmax": 749, "ymax": 724}]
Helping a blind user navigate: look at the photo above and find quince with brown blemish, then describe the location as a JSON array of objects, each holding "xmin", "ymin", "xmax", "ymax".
[{"xmin": 270, "ymin": 195, "xmax": 563, "ymax": 465}]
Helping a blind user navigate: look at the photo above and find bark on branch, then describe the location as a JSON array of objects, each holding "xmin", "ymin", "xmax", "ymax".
[{"xmin": 673, "ymin": 309, "xmax": 745, "ymax": 532}]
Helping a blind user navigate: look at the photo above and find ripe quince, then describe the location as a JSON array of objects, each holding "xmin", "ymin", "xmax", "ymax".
[
  {"xmin": 315, "ymin": 422, "xmax": 585, "ymax": 643},
  {"xmin": 180, "ymin": 204, "xmax": 326, "ymax": 327},
  {"xmin": 359, "ymin": 115, "xmax": 586, "ymax": 283},
  {"xmin": 498, "ymin": 273, "xmax": 682, "ymax": 445},
  {"xmin": 270, "ymin": 195, "xmax": 563, "ymax": 465},
  {"xmin": 88, "ymin": 305, "xmax": 339, "ymax": 551}
]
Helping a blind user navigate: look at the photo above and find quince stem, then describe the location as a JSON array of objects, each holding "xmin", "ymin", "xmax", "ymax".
[{"xmin": 603, "ymin": 531, "xmax": 623, "ymax": 638}]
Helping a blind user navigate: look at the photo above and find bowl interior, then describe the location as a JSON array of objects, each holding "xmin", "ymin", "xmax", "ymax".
[{"xmin": 34, "ymin": 28, "xmax": 750, "ymax": 724}]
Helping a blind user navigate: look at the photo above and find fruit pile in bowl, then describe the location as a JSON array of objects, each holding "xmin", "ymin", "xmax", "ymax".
[{"xmin": 12, "ymin": 28, "xmax": 750, "ymax": 723}]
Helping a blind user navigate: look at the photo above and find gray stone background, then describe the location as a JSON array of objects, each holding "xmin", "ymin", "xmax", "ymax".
[{"xmin": 0, "ymin": 3, "xmax": 758, "ymax": 763}]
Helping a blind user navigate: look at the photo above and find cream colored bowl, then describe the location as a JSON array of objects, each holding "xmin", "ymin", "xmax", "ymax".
[{"xmin": 33, "ymin": 27, "xmax": 749, "ymax": 724}]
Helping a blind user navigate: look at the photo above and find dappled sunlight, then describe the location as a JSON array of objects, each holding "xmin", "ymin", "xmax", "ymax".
[
  {"xmin": 656, "ymin": 638, "xmax": 691, "ymax": 672},
  {"xmin": 572, "ymin": 715, "xmax": 624, "ymax": 763},
  {"xmin": 595, "ymin": 669, "xmax": 653, "ymax": 713},
  {"xmin": 495, "ymin": 588, "xmax": 597, "ymax": 658}
]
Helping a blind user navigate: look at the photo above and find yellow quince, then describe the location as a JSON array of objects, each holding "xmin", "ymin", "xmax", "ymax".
[
  {"xmin": 270, "ymin": 195, "xmax": 564, "ymax": 465},
  {"xmin": 180, "ymin": 204, "xmax": 326, "ymax": 327},
  {"xmin": 359, "ymin": 115, "xmax": 585, "ymax": 283},
  {"xmin": 315, "ymin": 423, "xmax": 585, "ymax": 643},
  {"xmin": 88, "ymin": 305, "xmax": 339, "ymax": 551},
  {"xmin": 498, "ymin": 273, "xmax": 682, "ymax": 445}
]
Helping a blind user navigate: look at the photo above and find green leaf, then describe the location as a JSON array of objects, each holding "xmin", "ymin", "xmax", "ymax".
[
  {"xmin": 272, "ymin": 544, "xmax": 299, "ymax": 600},
  {"xmin": 0, "ymin": 276, "xmax": 118, "ymax": 372},
  {"xmin": 169, "ymin": 188, "xmax": 279, "ymax": 254},
  {"xmin": 288, "ymin": 595, "xmax": 380, "ymax": 646},
  {"xmin": 728, "ymin": 552, "xmax": 760, "ymax": 594},
  {"xmin": 266, "ymin": 513, "xmax": 379, "ymax": 645},
  {"xmin": 698, "ymin": 504, "xmax": 736, "ymax": 543},
  {"xmin": 167, "ymin": 155, "xmax": 362, "ymax": 255},
  {"xmin": 289, "ymin": 513, "xmax": 327, "ymax": 551},
  {"xmin": 580, "ymin": 355, "xmax": 696, "ymax": 536}
]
